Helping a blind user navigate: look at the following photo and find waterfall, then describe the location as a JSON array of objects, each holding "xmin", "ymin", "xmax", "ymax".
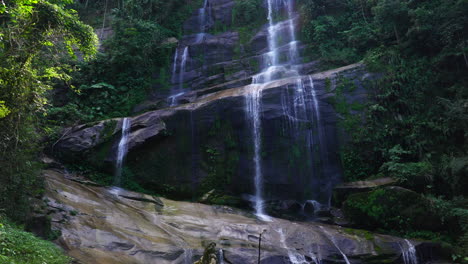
[
  {"xmin": 183, "ymin": 248, "xmax": 193, "ymax": 264},
  {"xmin": 218, "ymin": 249, "xmax": 224, "ymax": 264},
  {"xmin": 169, "ymin": 92, "xmax": 185, "ymax": 107},
  {"xmin": 179, "ymin": 46, "xmax": 189, "ymax": 90},
  {"xmin": 168, "ymin": 46, "xmax": 189, "ymax": 106},
  {"xmin": 246, "ymin": 83, "xmax": 270, "ymax": 221},
  {"xmin": 301, "ymin": 200, "xmax": 323, "ymax": 216},
  {"xmin": 278, "ymin": 228, "xmax": 310, "ymax": 264},
  {"xmin": 308, "ymin": 76, "xmax": 320, "ymax": 122},
  {"xmin": 114, "ymin": 118, "xmax": 131, "ymax": 186},
  {"xmin": 401, "ymin": 239, "xmax": 419, "ymax": 264},
  {"xmin": 171, "ymin": 48, "xmax": 179, "ymax": 84},
  {"xmin": 246, "ymin": 0, "xmax": 300, "ymax": 220},
  {"xmin": 170, "ymin": 0, "xmax": 210, "ymax": 106},
  {"xmin": 307, "ymin": 75, "xmax": 333, "ymax": 207},
  {"xmin": 196, "ymin": 0, "xmax": 211, "ymax": 43},
  {"xmin": 319, "ymin": 226, "xmax": 351, "ymax": 264}
]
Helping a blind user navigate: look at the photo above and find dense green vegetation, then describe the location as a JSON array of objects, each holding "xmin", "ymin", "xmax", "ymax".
[
  {"xmin": 296, "ymin": 0, "xmax": 467, "ymax": 258},
  {"xmin": 47, "ymin": 0, "xmax": 201, "ymax": 125},
  {"xmin": 0, "ymin": 216, "xmax": 70, "ymax": 264},
  {"xmin": 0, "ymin": 0, "xmax": 97, "ymax": 222},
  {"xmin": 0, "ymin": 0, "xmax": 466, "ymax": 261}
]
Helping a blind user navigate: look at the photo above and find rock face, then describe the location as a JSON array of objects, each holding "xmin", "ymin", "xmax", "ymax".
[
  {"xmin": 54, "ymin": 0, "xmax": 375, "ymax": 213},
  {"xmin": 43, "ymin": 169, "xmax": 444, "ymax": 264},
  {"xmin": 55, "ymin": 64, "xmax": 369, "ymax": 205}
]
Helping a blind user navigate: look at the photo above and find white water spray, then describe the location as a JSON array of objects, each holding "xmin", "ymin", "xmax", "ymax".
[
  {"xmin": 401, "ymin": 239, "xmax": 419, "ymax": 264},
  {"xmin": 278, "ymin": 228, "xmax": 310, "ymax": 264},
  {"xmin": 247, "ymin": 0, "xmax": 302, "ymax": 221},
  {"xmin": 115, "ymin": 118, "xmax": 131, "ymax": 186},
  {"xmin": 196, "ymin": 0, "xmax": 211, "ymax": 43},
  {"xmin": 319, "ymin": 226, "xmax": 351, "ymax": 264},
  {"xmin": 171, "ymin": 48, "xmax": 179, "ymax": 83},
  {"xmin": 246, "ymin": 83, "xmax": 271, "ymax": 221},
  {"xmin": 169, "ymin": 91, "xmax": 186, "ymax": 107},
  {"xmin": 278, "ymin": 228, "xmax": 323, "ymax": 264},
  {"xmin": 218, "ymin": 249, "xmax": 224, "ymax": 264},
  {"xmin": 308, "ymin": 76, "xmax": 320, "ymax": 122},
  {"xmin": 179, "ymin": 46, "xmax": 189, "ymax": 90}
]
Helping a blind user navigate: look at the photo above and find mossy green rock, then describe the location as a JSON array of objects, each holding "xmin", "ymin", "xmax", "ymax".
[{"xmin": 343, "ymin": 186, "xmax": 443, "ymax": 231}]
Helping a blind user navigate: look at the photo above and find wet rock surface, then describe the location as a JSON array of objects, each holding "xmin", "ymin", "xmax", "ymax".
[
  {"xmin": 42, "ymin": 169, "xmax": 445, "ymax": 264},
  {"xmin": 55, "ymin": 64, "xmax": 367, "ymax": 202}
]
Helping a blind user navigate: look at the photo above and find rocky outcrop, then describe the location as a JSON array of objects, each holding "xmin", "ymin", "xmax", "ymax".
[
  {"xmin": 43, "ymin": 169, "xmax": 446, "ymax": 264},
  {"xmin": 55, "ymin": 64, "xmax": 368, "ymax": 203},
  {"xmin": 333, "ymin": 177, "xmax": 398, "ymax": 206}
]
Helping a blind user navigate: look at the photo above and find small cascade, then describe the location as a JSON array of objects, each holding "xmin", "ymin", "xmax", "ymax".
[
  {"xmin": 246, "ymin": 0, "xmax": 301, "ymax": 221},
  {"xmin": 301, "ymin": 200, "xmax": 324, "ymax": 216},
  {"xmin": 319, "ymin": 226, "xmax": 351, "ymax": 264},
  {"xmin": 169, "ymin": 91, "xmax": 186, "ymax": 107},
  {"xmin": 218, "ymin": 249, "xmax": 224, "ymax": 264},
  {"xmin": 308, "ymin": 76, "xmax": 320, "ymax": 122},
  {"xmin": 168, "ymin": 46, "xmax": 189, "ymax": 106},
  {"xmin": 307, "ymin": 75, "xmax": 335, "ymax": 207},
  {"xmin": 278, "ymin": 228, "xmax": 309, "ymax": 264},
  {"xmin": 114, "ymin": 118, "xmax": 131, "ymax": 186},
  {"xmin": 183, "ymin": 248, "xmax": 193, "ymax": 264},
  {"xmin": 179, "ymin": 46, "xmax": 189, "ymax": 90},
  {"xmin": 196, "ymin": 0, "xmax": 211, "ymax": 43},
  {"xmin": 169, "ymin": 0, "xmax": 211, "ymax": 105},
  {"xmin": 171, "ymin": 48, "xmax": 179, "ymax": 83},
  {"xmin": 401, "ymin": 239, "xmax": 419, "ymax": 264},
  {"xmin": 308, "ymin": 249, "xmax": 322, "ymax": 264},
  {"xmin": 246, "ymin": 83, "xmax": 271, "ymax": 221}
]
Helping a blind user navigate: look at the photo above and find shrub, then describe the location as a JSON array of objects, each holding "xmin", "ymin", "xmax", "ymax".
[{"xmin": 0, "ymin": 217, "xmax": 70, "ymax": 264}]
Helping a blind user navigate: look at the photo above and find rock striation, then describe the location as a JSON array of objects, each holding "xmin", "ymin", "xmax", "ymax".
[{"xmin": 42, "ymin": 169, "xmax": 444, "ymax": 264}]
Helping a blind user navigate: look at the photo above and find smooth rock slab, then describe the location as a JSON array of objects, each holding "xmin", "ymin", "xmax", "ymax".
[{"xmin": 42, "ymin": 169, "xmax": 441, "ymax": 264}]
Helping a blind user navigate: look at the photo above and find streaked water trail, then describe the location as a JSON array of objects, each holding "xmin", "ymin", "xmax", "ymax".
[
  {"xmin": 247, "ymin": 0, "xmax": 300, "ymax": 221},
  {"xmin": 114, "ymin": 118, "xmax": 131, "ymax": 186},
  {"xmin": 179, "ymin": 46, "xmax": 189, "ymax": 90},
  {"xmin": 401, "ymin": 239, "xmax": 419, "ymax": 264},
  {"xmin": 319, "ymin": 226, "xmax": 351, "ymax": 264}
]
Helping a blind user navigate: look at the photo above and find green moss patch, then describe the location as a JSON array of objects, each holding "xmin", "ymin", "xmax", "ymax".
[{"xmin": 0, "ymin": 217, "xmax": 70, "ymax": 264}]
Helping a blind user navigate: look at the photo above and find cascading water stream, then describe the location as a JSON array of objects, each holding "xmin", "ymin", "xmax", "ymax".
[
  {"xmin": 114, "ymin": 118, "xmax": 131, "ymax": 186},
  {"xmin": 247, "ymin": 0, "xmax": 302, "ymax": 220},
  {"xmin": 308, "ymin": 76, "xmax": 320, "ymax": 122},
  {"xmin": 246, "ymin": 83, "xmax": 270, "ymax": 221},
  {"xmin": 278, "ymin": 228, "xmax": 320, "ymax": 264},
  {"xmin": 171, "ymin": 48, "xmax": 179, "ymax": 83},
  {"xmin": 169, "ymin": 1, "xmax": 211, "ymax": 106},
  {"xmin": 196, "ymin": 0, "xmax": 211, "ymax": 43},
  {"xmin": 401, "ymin": 239, "xmax": 419, "ymax": 264},
  {"xmin": 218, "ymin": 249, "xmax": 224, "ymax": 264},
  {"xmin": 319, "ymin": 226, "xmax": 351, "ymax": 264},
  {"xmin": 179, "ymin": 46, "xmax": 189, "ymax": 90},
  {"xmin": 168, "ymin": 46, "xmax": 189, "ymax": 106},
  {"xmin": 307, "ymin": 75, "xmax": 333, "ymax": 207}
]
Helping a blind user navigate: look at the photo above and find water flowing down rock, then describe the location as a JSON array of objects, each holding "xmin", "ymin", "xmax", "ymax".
[
  {"xmin": 114, "ymin": 117, "xmax": 131, "ymax": 186},
  {"xmin": 42, "ymin": 169, "xmax": 443, "ymax": 264},
  {"xmin": 54, "ymin": 64, "xmax": 367, "ymax": 206}
]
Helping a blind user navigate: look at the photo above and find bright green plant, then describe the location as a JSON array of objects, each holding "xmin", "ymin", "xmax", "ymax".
[{"xmin": 0, "ymin": 216, "xmax": 70, "ymax": 264}]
